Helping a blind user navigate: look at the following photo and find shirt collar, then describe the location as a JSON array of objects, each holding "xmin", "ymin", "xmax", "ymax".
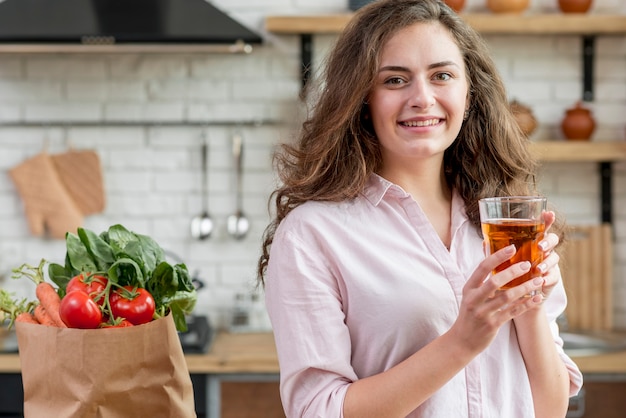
[
  {"xmin": 362, "ymin": 173, "xmax": 407, "ymax": 206},
  {"xmin": 362, "ymin": 173, "xmax": 471, "ymax": 228}
]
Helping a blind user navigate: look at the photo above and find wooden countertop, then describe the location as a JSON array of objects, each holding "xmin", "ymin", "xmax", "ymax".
[{"xmin": 1, "ymin": 332, "xmax": 626, "ymax": 375}]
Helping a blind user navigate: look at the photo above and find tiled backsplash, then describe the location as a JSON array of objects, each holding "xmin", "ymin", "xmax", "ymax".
[{"xmin": 0, "ymin": 0, "xmax": 625, "ymax": 329}]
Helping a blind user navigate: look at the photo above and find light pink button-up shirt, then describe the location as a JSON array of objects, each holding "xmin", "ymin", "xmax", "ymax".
[{"xmin": 265, "ymin": 174, "xmax": 583, "ymax": 418}]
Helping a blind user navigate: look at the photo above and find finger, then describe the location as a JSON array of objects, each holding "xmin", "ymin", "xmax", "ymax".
[
  {"xmin": 467, "ymin": 244, "xmax": 516, "ymax": 292},
  {"xmin": 497, "ymin": 292, "xmax": 543, "ymax": 318},
  {"xmin": 489, "ymin": 275, "xmax": 544, "ymax": 313},
  {"xmin": 538, "ymin": 232, "xmax": 559, "ymax": 253},
  {"xmin": 542, "ymin": 210, "xmax": 556, "ymax": 231},
  {"xmin": 490, "ymin": 261, "xmax": 532, "ymax": 291},
  {"xmin": 537, "ymin": 250, "xmax": 560, "ymax": 276}
]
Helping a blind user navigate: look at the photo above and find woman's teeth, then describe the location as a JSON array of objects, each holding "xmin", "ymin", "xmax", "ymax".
[{"xmin": 402, "ymin": 119, "xmax": 440, "ymax": 127}]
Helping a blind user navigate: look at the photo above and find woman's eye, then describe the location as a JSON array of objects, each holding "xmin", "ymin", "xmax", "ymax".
[
  {"xmin": 433, "ymin": 72, "xmax": 452, "ymax": 81},
  {"xmin": 384, "ymin": 76, "xmax": 405, "ymax": 86}
]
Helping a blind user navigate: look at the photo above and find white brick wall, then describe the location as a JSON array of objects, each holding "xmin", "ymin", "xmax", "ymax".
[{"xmin": 0, "ymin": 0, "xmax": 624, "ymax": 330}]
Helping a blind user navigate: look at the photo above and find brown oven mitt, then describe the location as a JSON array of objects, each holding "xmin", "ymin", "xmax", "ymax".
[
  {"xmin": 9, "ymin": 152, "xmax": 84, "ymax": 239},
  {"xmin": 51, "ymin": 149, "xmax": 106, "ymax": 215}
]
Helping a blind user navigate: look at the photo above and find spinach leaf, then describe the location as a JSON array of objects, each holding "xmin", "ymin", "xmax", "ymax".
[
  {"xmin": 77, "ymin": 227, "xmax": 115, "ymax": 271},
  {"xmin": 66, "ymin": 232, "xmax": 98, "ymax": 273}
]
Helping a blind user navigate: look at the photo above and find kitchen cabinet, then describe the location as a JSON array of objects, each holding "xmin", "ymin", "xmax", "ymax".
[{"xmin": 568, "ymin": 375, "xmax": 626, "ymax": 418}]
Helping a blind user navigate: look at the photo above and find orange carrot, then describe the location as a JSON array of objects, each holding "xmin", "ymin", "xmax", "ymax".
[
  {"xmin": 34, "ymin": 304, "xmax": 57, "ymax": 327},
  {"xmin": 11, "ymin": 260, "xmax": 67, "ymax": 328},
  {"xmin": 35, "ymin": 282, "xmax": 66, "ymax": 328},
  {"xmin": 15, "ymin": 312, "xmax": 39, "ymax": 325}
]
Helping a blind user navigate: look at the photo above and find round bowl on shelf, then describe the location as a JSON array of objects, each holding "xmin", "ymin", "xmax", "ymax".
[
  {"xmin": 561, "ymin": 101, "xmax": 596, "ymax": 141},
  {"xmin": 487, "ymin": 0, "xmax": 530, "ymax": 13},
  {"xmin": 558, "ymin": 0, "xmax": 593, "ymax": 13}
]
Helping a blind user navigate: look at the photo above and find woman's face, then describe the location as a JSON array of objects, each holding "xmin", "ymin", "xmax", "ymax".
[{"xmin": 368, "ymin": 22, "xmax": 469, "ymax": 172}]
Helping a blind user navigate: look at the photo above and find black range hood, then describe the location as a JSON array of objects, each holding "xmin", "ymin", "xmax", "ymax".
[{"xmin": 0, "ymin": 0, "xmax": 262, "ymax": 51}]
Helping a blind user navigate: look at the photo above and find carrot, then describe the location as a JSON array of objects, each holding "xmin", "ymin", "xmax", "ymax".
[
  {"xmin": 16, "ymin": 312, "xmax": 39, "ymax": 325},
  {"xmin": 12, "ymin": 260, "xmax": 67, "ymax": 328},
  {"xmin": 34, "ymin": 304, "xmax": 56, "ymax": 327},
  {"xmin": 35, "ymin": 282, "xmax": 65, "ymax": 327}
]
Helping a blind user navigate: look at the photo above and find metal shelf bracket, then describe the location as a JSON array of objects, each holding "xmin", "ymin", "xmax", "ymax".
[{"xmin": 583, "ymin": 35, "xmax": 595, "ymax": 102}]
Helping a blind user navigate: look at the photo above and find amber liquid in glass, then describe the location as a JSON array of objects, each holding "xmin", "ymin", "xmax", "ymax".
[{"xmin": 482, "ymin": 219, "xmax": 546, "ymax": 289}]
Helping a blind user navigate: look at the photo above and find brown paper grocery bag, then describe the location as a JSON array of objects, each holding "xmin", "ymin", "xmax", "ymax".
[{"xmin": 16, "ymin": 314, "xmax": 196, "ymax": 418}]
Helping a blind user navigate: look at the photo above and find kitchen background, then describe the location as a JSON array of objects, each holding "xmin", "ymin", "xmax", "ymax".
[{"xmin": 0, "ymin": 0, "xmax": 624, "ymax": 331}]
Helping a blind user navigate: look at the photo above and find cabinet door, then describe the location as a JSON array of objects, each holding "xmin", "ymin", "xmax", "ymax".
[
  {"xmin": 577, "ymin": 381, "xmax": 626, "ymax": 418},
  {"xmin": 0, "ymin": 374, "xmax": 23, "ymax": 416},
  {"xmin": 221, "ymin": 381, "xmax": 284, "ymax": 418}
]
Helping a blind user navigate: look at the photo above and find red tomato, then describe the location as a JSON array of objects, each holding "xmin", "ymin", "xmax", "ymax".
[
  {"xmin": 100, "ymin": 319, "xmax": 134, "ymax": 328},
  {"xmin": 109, "ymin": 286, "xmax": 155, "ymax": 325},
  {"xmin": 66, "ymin": 273, "xmax": 108, "ymax": 306},
  {"xmin": 60, "ymin": 290, "xmax": 103, "ymax": 329}
]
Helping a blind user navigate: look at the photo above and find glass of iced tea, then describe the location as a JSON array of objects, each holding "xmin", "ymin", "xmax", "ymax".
[{"xmin": 479, "ymin": 196, "xmax": 547, "ymax": 291}]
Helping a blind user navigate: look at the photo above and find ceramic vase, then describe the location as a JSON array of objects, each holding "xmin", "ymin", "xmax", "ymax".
[
  {"xmin": 558, "ymin": 0, "xmax": 593, "ymax": 13},
  {"xmin": 486, "ymin": 0, "xmax": 530, "ymax": 13},
  {"xmin": 561, "ymin": 101, "xmax": 596, "ymax": 141},
  {"xmin": 510, "ymin": 100, "xmax": 538, "ymax": 137}
]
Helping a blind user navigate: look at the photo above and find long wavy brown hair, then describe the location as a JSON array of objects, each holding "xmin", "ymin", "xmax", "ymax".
[{"xmin": 257, "ymin": 0, "xmax": 561, "ymax": 285}]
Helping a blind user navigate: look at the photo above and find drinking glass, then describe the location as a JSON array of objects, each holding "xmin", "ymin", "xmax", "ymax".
[{"xmin": 479, "ymin": 196, "xmax": 547, "ymax": 291}]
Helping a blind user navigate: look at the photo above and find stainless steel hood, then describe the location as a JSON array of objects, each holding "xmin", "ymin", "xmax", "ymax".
[{"xmin": 0, "ymin": 0, "xmax": 262, "ymax": 53}]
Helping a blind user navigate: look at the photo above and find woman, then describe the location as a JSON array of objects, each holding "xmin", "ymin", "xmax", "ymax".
[{"xmin": 257, "ymin": 0, "xmax": 582, "ymax": 417}]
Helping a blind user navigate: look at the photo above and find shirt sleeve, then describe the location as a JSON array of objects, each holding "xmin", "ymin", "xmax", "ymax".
[
  {"xmin": 265, "ymin": 226, "xmax": 357, "ymax": 418},
  {"xmin": 543, "ymin": 265, "xmax": 584, "ymax": 397}
]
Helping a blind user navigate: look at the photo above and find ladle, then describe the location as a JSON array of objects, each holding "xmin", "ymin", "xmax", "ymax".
[
  {"xmin": 227, "ymin": 132, "xmax": 250, "ymax": 240},
  {"xmin": 190, "ymin": 138, "xmax": 213, "ymax": 240}
]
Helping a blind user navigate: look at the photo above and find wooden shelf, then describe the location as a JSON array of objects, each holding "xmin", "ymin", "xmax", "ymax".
[
  {"xmin": 530, "ymin": 141, "xmax": 626, "ymax": 162},
  {"xmin": 0, "ymin": 42, "xmax": 255, "ymax": 54},
  {"xmin": 265, "ymin": 13, "xmax": 626, "ymax": 35}
]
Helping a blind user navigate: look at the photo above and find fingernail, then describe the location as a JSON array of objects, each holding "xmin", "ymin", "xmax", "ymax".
[
  {"xmin": 504, "ymin": 245, "xmax": 516, "ymax": 255},
  {"xmin": 537, "ymin": 263, "xmax": 547, "ymax": 273},
  {"xmin": 520, "ymin": 261, "xmax": 531, "ymax": 270},
  {"xmin": 538, "ymin": 241, "xmax": 548, "ymax": 251},
  {"xmin": 533, "ymin": 277, "xmax": 544, "ymax": 286}
]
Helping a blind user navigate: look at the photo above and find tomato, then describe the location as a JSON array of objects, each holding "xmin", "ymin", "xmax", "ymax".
[
  {"xmin": 100, "ymin": 319, "xmax": 134, "ymax": 328},
  {"xmin": 66, "ymin": 273, "xmax": 108, "ymax": 306},
  {"xmin": 60, "ymin": 290, "xmax": 103, "ymax": 329},
  {"xmin": 109, "ymin": 286, "xmax": 156, "ymax": 325}
]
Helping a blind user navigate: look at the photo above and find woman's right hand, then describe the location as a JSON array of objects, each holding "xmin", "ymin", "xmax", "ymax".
[{"xmin": 448, "ymin": 245, "xmax": 544, "ymax": 354}]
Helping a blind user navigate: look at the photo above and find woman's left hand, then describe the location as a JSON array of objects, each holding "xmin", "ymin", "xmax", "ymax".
[{"xmin": 534, "ymin": 210, "xmax": 561, "ymax": 303}]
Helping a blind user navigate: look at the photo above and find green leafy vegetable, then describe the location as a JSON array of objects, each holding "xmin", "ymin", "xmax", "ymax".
[{"xmin": 48, "ymin": 224, "xmax": 197, "ymax": 331}]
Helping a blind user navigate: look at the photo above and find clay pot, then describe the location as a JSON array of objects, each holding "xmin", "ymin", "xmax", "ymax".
[
  {"xmin": 487, "ymin": 0, "xmax": 529, "ymax": 13},
  {"xmin": 561, "ymin": 101, "xmax": 596, "ymax": 141},
  {"xmin": 558, "ymin": 0, "xmax": 593, "ymax": 13},
  {"xmin": 510, "ymin": 100, "xmax": 538, "ymax": 137},
  {"xmin": 444, "ymin": 0, "xmax": 466, "ymax": 13}
]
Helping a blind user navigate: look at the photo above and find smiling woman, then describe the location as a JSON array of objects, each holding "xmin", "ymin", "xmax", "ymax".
[{"xmin": 257, "ymin": 0, "xmax": 582, "ymax": 417}]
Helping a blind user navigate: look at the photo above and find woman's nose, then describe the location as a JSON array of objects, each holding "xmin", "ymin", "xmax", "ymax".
[{"xmin": 408, "ymin": 81, "xmax": 435, "ymax": 109}]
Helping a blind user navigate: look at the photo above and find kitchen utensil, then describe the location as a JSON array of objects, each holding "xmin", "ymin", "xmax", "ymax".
[
  {"xmin": 190, "ymin": 138, "xmax": 214, "ymax": 240},
  {"xmin": 227, "ymin": 133, "xmax": 250, "ymax": 240}
]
